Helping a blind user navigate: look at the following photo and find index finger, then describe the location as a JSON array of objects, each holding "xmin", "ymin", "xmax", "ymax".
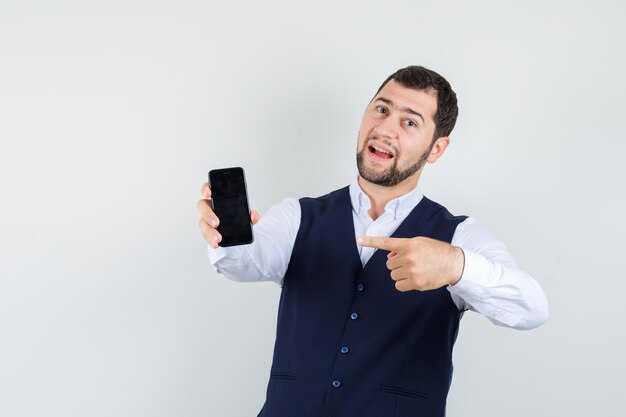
[
  {"xmin": 357, "ymin": 236, "xmax": 406, "ymax": 252},
  {"xmin": 200, "ymin": 182, "xmax": 211, "ymax": 199}
]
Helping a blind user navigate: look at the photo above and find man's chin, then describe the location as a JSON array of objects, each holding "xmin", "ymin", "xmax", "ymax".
[
  {"xmin": 357, "ymin": 152, "xmax": 398, "ymax": 185},
  {"xmin": 358, "ymin": 169, "xmax": 395, "ymax": 186}
]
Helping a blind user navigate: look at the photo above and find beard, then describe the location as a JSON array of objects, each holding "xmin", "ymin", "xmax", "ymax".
[{"xmin": 356, "ymin": 137, "xmax": 432, "ymax": 186}]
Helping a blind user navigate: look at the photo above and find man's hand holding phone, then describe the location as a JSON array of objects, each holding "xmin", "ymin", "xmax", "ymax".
[{"xmin": 197, "ymin": 181, "xmax": 260, "ymax": 249}]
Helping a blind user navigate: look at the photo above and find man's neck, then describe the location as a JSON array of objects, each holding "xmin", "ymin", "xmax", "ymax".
[{"xmin": 358, "ymin": 174, "xmax": 421, "ymax": 221}]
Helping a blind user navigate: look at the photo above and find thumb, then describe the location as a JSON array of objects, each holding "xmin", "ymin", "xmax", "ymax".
[{"xmin": 250, "ymin": 210, "xmax": 261, "ymax": 225}]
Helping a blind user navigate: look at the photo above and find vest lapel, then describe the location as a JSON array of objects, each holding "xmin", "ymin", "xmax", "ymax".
[{"xmin": 336, "ymin": 186, "xmax": 366, "ymax": 272}]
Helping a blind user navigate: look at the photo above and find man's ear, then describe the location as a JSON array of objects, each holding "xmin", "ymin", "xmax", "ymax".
[{"xmin": 427, "ymin": 136, "xmax": 450, "ymax": 163}]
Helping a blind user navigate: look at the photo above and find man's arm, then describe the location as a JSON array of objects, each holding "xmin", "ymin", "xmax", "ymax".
[
  {"xmin": 207, "ymin": 197, "xmax": 300, "ymax": 284},
  {"xmin": 357, "ymin": 217, "xmax": 549, "ymax": 331},
  {"xmin": 448, "ymin": 217, "xmax": 549, "ymax": 330},
  {"xmin": 197, "ymin": 181, "xmax": 300, "ymax": 284}
]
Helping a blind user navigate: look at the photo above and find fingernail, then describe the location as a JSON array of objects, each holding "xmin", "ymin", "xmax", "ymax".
[
  {"xmin": 210, "ymin": 220, "xmax": 218, "ymax": 227},
  {"xmin": 357, "ymin": 237, "xmax": 364, "ymax": 244}
]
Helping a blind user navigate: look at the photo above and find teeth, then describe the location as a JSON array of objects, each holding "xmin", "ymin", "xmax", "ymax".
[{"xmin": 372, "ymin": 145, "xmax": 392, "ymax": 155}]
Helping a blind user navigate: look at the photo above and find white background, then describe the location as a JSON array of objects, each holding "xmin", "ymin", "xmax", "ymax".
[{"xmin": 1, "ymin": 0, "xmax": 624, "ymax": 416}]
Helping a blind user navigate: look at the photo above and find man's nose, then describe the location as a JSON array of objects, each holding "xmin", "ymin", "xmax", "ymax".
[{"xmin": 372, "ymin": 114, "xmax": 400, "ymax": 139}]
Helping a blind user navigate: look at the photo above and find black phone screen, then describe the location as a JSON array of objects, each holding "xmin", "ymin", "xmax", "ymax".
[{"xmin": 208, "ymin": 167, "xmax": 254, "ymax": 247}]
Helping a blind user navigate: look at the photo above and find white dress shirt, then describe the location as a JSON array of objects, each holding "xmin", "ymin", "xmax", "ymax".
[{"xmin": 208, "ymin": 176, "xmax": 549, "ymax": 330}]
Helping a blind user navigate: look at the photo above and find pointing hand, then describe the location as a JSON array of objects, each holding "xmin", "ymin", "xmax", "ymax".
[{"xmin": 357, "ymin": 235, "xmax": 465, "ymax": 292}]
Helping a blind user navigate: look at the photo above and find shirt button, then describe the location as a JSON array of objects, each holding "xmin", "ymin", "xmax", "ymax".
[
  {"xmin": 332, "ymin": 380, "xmax": 341, "ymax": 388},
  {"xmin": 340, "ymin": 346, "xmax": 349, "ymax": 354},
  {"xmin": 350, "ymin": 312, "xmax": 359, "ymax": 320},
  {"xmin": 356, "ymin": 283, "xmax": 364, "ymax": 292}
]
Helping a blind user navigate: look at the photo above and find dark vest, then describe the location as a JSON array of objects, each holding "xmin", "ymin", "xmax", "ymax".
[{"xmin": 258, "ymin": 186, "xmax": 468, "ymax": 417}]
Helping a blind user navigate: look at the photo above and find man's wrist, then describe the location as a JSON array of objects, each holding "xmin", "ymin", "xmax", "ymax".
[{"xmin": 449, "ymin": 246, "xmax": 465, "ymax": 286}]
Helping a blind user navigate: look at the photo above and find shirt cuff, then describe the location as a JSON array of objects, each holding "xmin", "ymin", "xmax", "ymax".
[
  {"xmin": 448, "ymin": 248, "xmax": 490, "ymax": 300},
  {"xmin": 207, "ymin": 244, "xmax": 227, "ymax": 272}
]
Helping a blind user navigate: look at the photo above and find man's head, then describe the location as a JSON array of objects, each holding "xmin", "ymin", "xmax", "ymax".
[
  {"xmin": 356, "ymin": 66, "xmax": 458, "ymax": 187},
  {"xmin": 374, "ymin": 66, "xmax": 458, "ymax": 142}
]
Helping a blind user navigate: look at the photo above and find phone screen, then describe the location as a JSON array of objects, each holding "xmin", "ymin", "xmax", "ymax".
[{"xmin": 208, "ymin": 167, "xmax": 254, "ymax": 247}]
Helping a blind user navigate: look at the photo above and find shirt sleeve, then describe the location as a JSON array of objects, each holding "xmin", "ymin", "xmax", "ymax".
[
  {"xmin": 447, "ymin": 217, "xmax": 549, "ymax": 330},
  {"xmin": 206, "ymin": 197, "xmax": 301, "ymax": 286}
]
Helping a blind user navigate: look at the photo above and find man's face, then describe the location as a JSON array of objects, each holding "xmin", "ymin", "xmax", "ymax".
[{"xmin": 357, "ymin": 79, "xmax": 440, "ymax": 187}]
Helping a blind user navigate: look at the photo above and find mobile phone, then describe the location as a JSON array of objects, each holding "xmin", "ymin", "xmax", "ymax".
[{"xmin": 208, "ymin": 167, "xmax": 254, "ymax": 247}]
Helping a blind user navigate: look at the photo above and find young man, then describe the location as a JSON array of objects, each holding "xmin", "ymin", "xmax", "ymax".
[{"xmin": 197, "ymin": 66, "xmax": 548, "ymax": 417}]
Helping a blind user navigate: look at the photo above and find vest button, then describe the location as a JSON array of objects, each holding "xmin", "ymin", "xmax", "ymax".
[
  {"xmin": 332, "ymin": 380, "xmax": 341, "ymax": 388},
  {"xmin": 340, "ymin": 346, "xmax": 349, "ymax": 354},
  {"xmin": 350, "ymin": 312, "xmax": 359, "ymax": 320},
  {"xmin": 356, "ymin": 283, "xmax": 364, "ymax": 292}
]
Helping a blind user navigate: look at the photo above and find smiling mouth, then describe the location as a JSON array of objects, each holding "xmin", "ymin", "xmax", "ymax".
[{"xmin": 368, "ymin": 145, "xmax": 394, "ymax": 159}]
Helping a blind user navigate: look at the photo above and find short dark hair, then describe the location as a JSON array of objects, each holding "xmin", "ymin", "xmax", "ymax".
[{"xmin": 374, "ymin": 65, "xmax": 458, "ymax": 142}]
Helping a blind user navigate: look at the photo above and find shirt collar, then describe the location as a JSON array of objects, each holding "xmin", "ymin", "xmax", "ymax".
[{"xmin": 348, "ymin": 175, "xmax": 424, "ymax": 220}]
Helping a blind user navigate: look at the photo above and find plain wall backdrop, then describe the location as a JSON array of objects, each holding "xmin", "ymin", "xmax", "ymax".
[{"xmin": 1, "ymin": 0, "xmax": 624, "ymax": 416}]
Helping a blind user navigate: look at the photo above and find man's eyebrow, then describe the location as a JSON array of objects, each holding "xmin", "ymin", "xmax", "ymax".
[{"xmin": 374, "ymin": 97, "xmax": 425, "ymax": 123}]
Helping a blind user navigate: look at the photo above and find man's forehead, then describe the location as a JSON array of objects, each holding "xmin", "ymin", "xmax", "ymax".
[{"xmin": 374, "ymin": 80, "xmax": 438, "ymax": 121}]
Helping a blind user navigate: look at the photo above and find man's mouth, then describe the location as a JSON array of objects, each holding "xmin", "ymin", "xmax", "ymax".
[{"xmin": 368, "ymin": 145, "xmax": 394, "ymax": 160}]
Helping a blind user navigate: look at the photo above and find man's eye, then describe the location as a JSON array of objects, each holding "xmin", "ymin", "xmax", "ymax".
[
  {"xmin": 376, "ymin": 106, "xmax": 387, "ymax": 114},
  {"xmin": 405, "ymin": 120, "xmax": 417, "ymax": 127}
]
